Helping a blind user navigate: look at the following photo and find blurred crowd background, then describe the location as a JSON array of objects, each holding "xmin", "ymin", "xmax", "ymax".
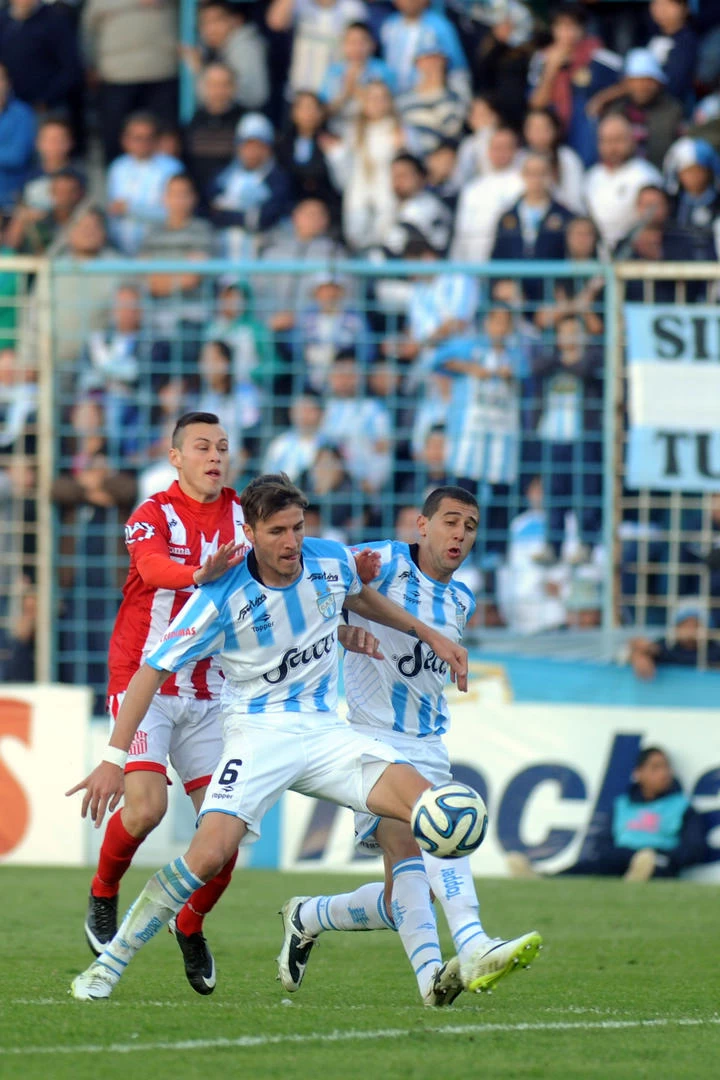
[{"xmin": 2, "ymin": 0, "xmax": 720, "ymax": 705}]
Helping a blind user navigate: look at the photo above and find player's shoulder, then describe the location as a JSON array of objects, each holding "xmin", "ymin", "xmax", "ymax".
[
  {"xmin": 303, "ymin": 536, "xmax": 353, "ymax": 564},
  {"xmin": 125, "ymin": 493, "xmax": 169, "ymax": 534},
  {"xmin": 220, "ymin": 486, "xmax": 245, "ymax": 519}
]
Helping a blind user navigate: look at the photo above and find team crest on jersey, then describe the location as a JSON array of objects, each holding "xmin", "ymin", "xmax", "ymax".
[
  {"xmin": 317, "ymin": 592, "xmax": 336, "ymax": 619},
  {"xmin": 456, "ymin": 603, "xmax": 467, "ymax": 631}
]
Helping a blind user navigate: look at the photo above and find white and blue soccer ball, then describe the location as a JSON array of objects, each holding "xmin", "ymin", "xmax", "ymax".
[{"xmin": 411, "ymin": 782, "xmax": 488, "ymax": 859}]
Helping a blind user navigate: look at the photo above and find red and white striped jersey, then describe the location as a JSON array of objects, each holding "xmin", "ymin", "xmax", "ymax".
[{"xmin": 107, "ymin": 480, "xmax": 248, "ymax": 699}]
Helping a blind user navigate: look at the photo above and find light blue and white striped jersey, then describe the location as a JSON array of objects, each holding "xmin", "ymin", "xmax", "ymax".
[
  {"xmin": 435, "ymin": 332, "xmax": 528, "ymax": 484},
  {"xmin": 408, "ymin": 273, "xmax": 479, "ymax": 346},
  {"xmin": 146, "ymin": 538, "xmax": 361, "ymax": 720},
  {"xmin": 106, "ymin": 153, "xmax": 183, "ymax": 255},
  {"xmin": 380, "ymin": 11, "xmax": 469, "ymax": 97},
  {"xmin": 344, "ymin": 541, "xmax": 475, "ymax": 738},
  {"xmin": 537, "ymin": 373, "xmax": 582, "ymax": 442},
  {"xmin": 320, "ymin": 397, "xmax": 392, "ymax": 488},
  {"xmin": 262, "ymin": 430, "xmax": 321, "ymax": 481}
]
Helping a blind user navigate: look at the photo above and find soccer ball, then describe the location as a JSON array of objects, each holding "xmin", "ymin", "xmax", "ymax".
[{"xmin": 411, "ymin": 782, "xmax": 488, "ymax": 859}]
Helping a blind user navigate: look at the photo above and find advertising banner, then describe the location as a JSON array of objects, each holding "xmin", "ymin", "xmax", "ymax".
[{"xmin": 625, "ymin": 303, "xmax": 720, "ymax": 491}]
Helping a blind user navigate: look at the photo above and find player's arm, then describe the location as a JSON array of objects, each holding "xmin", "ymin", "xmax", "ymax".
[
  {"xmin": 65, "ymin": 663, "xmax": 169, "ymax": 828},
  {"xmin": 136, "ymin": 541, "xmax": 247, "ymax": 589},
  {"xmin": 337, "ymin": 623, "xmax": 383, "ymax": 659},
  {"xmin": 343, "ymin": 586, "xmax": 469, "ymax": 691}
]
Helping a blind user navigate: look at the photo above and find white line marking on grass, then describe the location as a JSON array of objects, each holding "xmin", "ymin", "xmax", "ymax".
[{"xmin": 1, "ymin": 1016, "xmax": 719, "ymax": 1056}]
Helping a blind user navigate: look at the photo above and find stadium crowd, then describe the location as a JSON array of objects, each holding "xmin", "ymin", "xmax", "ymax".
[{"xmin": 3, "ymin": 0, "xmax": 720, "ymax": 689}]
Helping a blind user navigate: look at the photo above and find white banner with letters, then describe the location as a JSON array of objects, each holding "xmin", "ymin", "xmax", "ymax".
[
  {"xmin": 0, "ymin": 685, "xmax": 91, "ymax": 865},
  {"xmin": 279, "ymin": 675, "xmax": 720, "ymax": 881}
]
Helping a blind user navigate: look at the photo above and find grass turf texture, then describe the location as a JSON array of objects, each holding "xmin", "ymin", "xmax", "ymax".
[{"xmin": 2, "ymin": 868, "xmax": 717, "ymax": 1080}]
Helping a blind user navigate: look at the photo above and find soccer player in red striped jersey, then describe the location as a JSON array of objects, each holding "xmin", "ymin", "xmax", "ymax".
[{"xmin": 85, "ymin": 411, "xmax": 249, "ymax": 994}]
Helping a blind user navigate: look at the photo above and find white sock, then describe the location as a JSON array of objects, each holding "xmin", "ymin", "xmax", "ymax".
[
  {"xmin": 423, "ymin": 853, "xmax": 490, "ymax": 965},
  {"xmin": 299, "ymin": 883, "xmax": 393, "ymax": 936},
  {"xmin": 94, "ymin": 857, "xmax": 206, "ymax": 983},
  {"xmin": 390, "ymin": 855, "xmax": 442, "ymax": 999}
]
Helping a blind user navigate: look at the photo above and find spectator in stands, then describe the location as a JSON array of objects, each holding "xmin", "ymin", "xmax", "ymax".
[
  {"xmin": 589, "ymin": 49, "xmax": 682, "ymax": 169},
  {"xmin": 535, "ymin": 215, "xmax": 604, "ymax": 337},
  {"xmin": 380, "ymin": 0, "xmax": 470, "ymax": 102},
  {"xmin": 262, "ymin": 391, "xmax": 324, "ymax": 480},
  {"xmin": 386, "ymin": 152, "xmax": 453, "ymax": 255},
  {"xmin": 320, "ymin": 351, "xmax": 392, "ymax": 492},
  {"xmin": 267, "ymin": 0, "xmax": 367, "ymax": 99},
  {"xmin": 259, "ymin": 197, "xmax": 341, "ymax": 331},
  {"xmin": 454, "ymin": 93, "xmax": 502, "ymax": 186},
  {"xmin": 425, "ymin": 138, "xmax": 461, "ymax": 214},
  {"xmin": 6, "ymin": 167, "xmax": 86, "ymax": 254},
  {"xmin": 630, "ymin": 608, "xmax": 720, "ymax": 678},
  {"xmin": 411, "ymin": 371, "xmax": 451, "ymax": 458},
  {"xmin": 204, "ymin": 278, "xmax": 278, "ymax": 387},
  {"xmin": 142, "ymin": 173, "xmax": 214, "ymax": 260},
  {"xmin": 78, "ymin": 283, "xmax": 146, "ymax": 459},
  {"xmin": 49, "ymin": 209, "xmax": 121, "ymax": 364},
  {"xmin": 491, "ymin": 153, "xmax": 573, "ymax": 266},
  {"xmin": 528, "ymin": 3, "xmax": 622, "ymax": 168},
  {"xmin": 0, "ymin": 576, "xmax": 36, "ymax": 683},
  {"xmin": 646, "ymin": 0, "xmax": 698, "ymax": 102},
  {"xmin": 508, "ymin": 746, "xmax": 707, "ymax": 880},
  {"xmin": 182, "ymin": 63, "xmax": 243, "ymax": 207},
  {"xmin": 0, "ymin": 0, "xmax": 82, "ymax": 117},
  {"xmin": 324, "ymin": 79, "xmax": 408, "ymax": 251},
  {"xmin": 384, "ymin": 232, "xmax": 478, "ymax": 376},
  {"xmin": 298, "ymin": 442, "xmax": 357, "ymax": 536},
  {"xmin": 497, "ymin": 475, "xmax": 569, "ymax": 634},
  {"xmin": 434, "ymin": 304, "xmax": 528, "ymax": 553},
  {"xmin": 106, "ymin": 112, "xmax": 183, "ymax": 256},
  {"xmin": 395, "ymin": 31, "xmax": 466, "ymax": 157},
  {"xmin": 451, "ymin": 127, "xmax": 524, "ymax": 262},
  {"xmin": 584, "ymin": 114, "xmax": 662, "ymax": 252},
  {"xmin": 0, "ymin": 63, "xmax": 36, "ymax": 214},
  {"xmin": 22, "ymin": 117, "xmax": 75, "ymax": 214},
  {"xmin": 530, "ymin": 313, "xmax": 603, "ymax": 555},
  {"xmin": 83, "ymin": 0, "xmax": 179, "ymax": 164},
  {"xmin": 470, "ymin": 1, "xmax": 535, "ymax": 130},
  {"xmin": 319, "ymin": 21, "xmax": 395, "ymax": 138},
  {"xmin": 211, "ymin": 113, "xmax": 293, "ymax": 258},
  {"xmin": 276, "ymin": 91, "xmax": 340, "ymax": 213},
  {"xmin": 523, "ymin": 108, "xmax": 586, "ymax": 215},
  {"xmin": 622, "ymin": 187, "xmax": 716, "ymax": 297},
  {"xmin": 292, "ymin": 272, "xmax": 371, "ymax": 392},
  {"xmin": 197, "ymin": 338, "xmax": 260, "ymax": 449},
  {"xmin": 400, "ymin": 422, "xmax": 454, "ymax": 502},
  {"xmin": 185, "ymin": 0, "xmax": 269, "ymax": 112},
  {"xmin": 664, "ymin": 137, "xmax": 720, "ymax": 242}
]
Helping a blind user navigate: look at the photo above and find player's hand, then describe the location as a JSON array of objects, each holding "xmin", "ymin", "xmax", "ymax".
[
  {"xmin": 65, "ymin": 763, "xmax": 125, "ymax": 829},
  {"xmin": 354, "ymin": 548, "xmax": 381, "ymax": 584},
  {"xmin": 194, "ymin": 541, "xmax": 247, "ymax": 585},
  {"xmin": 338, "ymin": 624, "xmax": 384, "ymax": 659},
  {"xmin": 425, "ymin": 631, "xmax": 469, "ymax": 692}
]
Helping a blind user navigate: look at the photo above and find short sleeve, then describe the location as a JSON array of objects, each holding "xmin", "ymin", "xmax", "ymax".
[{"xmin": 146, "ymin": 588, "xmax": 225, "ymax": 672}]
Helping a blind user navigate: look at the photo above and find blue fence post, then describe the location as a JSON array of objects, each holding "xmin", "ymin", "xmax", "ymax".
[
  {"xmin": 602, "ymin": 265, "xmax": 619, "ymax": 661},
  {"xmin": 179, "ymin": 0, "xmax": 197, "ymax": 126}
]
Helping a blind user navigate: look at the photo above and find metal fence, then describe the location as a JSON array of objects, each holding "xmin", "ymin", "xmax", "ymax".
[{"xmin": 5, "ymin": 253, "xmax": 720, "ymax": 708}]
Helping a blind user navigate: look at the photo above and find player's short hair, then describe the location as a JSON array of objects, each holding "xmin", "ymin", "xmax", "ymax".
[
  {"xmin": 171, "ymin": 411, "xmax": 221, "ymax": 447},
  {"xmin": 241, "ymin": 473, "xmax": 309, "ymax": 527},
  {"xmin": 422, "ymin": 486, "xmax": 479, "ymax": 519}
]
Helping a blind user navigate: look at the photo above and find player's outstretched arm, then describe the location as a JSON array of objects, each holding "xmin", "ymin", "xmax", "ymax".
[
  {"xmin": 193, "ymin": 541, "xmax": 247, "ymax": 585},
  {"xmin": 65, "ymin": 664, "xmax": 169, "ymax": 828},
  {"xmin": 344, "ymin": 586, "xmax": 469, "ymax": 691}
]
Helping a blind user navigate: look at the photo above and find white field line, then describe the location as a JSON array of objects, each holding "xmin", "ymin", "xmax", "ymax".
[{"xmin": 1, "ymin": 1016, "xmax": 719, "ymax": 1056}]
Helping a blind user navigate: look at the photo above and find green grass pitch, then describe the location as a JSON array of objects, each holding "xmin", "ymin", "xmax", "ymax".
[{"xmin": 2, "ymin": 867, "xmax": 718, "ymax": 1080}]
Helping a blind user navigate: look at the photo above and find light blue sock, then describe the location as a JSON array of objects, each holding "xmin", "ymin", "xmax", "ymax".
[
  {"xmin": 93, "ymin": 857, "xmax": 206, "ymax": 984},
  {"xmin": 300, "ymin": 883, "xmax": 393, "ymax": 936},
  {"xmin": 391, "ymin": 856, "xmax": 442, "ymax": 999},
  {"xmin": 423, "ymin": 852, "xmax": 490, "ymax": 964}
]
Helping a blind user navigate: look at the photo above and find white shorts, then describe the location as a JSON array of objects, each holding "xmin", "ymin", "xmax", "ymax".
[
  {"xmin": 352, "ymin": 727, "xmax": 452, "ymax": 852},
  {"xmin": 108, "ymin": 693, "xmax": 223, "ymax": 794},
  {"xmin": 198, "ymin": 714, "xmax": 407, "ymax": 844}
]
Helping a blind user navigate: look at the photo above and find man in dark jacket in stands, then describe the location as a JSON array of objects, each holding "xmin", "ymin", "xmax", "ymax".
[
  {"xmin": 0, "ymin": 0, "xmax": 82, "ymax": 116},
  {"xmin": 508, "ymin": 746, "xmax": 707, "ymax": 881}
]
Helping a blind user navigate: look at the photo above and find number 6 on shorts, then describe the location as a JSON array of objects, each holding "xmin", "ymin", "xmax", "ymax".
[{"xmin": 219, "ymin": 759, "xmax": 243, "ymax": 785}]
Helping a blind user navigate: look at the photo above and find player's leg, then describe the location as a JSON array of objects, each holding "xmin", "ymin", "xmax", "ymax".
[
  {"xmin": 86, "ymin": 692, "xmax": 172, "ymax": 954},
  {"xmin": 71, "ymin": 811, "xmax": 247, "ymax": 1000}
]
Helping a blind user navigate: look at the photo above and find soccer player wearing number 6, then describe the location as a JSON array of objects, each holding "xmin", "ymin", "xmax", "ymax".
[
  {"xmin": 69, "ymin": 474, "xmax": 470, "ymax": 1002},
  {"xmin": 79, "ymin": 412, "xmax": 249, "ymax": 994},
  {"xmin": 277, "ymin": 487, "xmax": 542, "ymax": 1006}
]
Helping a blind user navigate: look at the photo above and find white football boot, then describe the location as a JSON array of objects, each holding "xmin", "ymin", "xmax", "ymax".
[{"xmin": 461, "ymin": 931, "xmax": 543, "ymax": 993}]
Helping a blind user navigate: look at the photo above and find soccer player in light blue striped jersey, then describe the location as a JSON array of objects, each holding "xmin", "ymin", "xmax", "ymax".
[
  {"xmin": 279, "ymin": 487, "xmax": 542, "ymax": 1007},
  {"xmin": 69, "ymin": 474, "xmax": 470, "ymax": 1002}
]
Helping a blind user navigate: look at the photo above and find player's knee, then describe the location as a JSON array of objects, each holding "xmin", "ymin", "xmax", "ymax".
[
  {"xmin": 123, "ymin": 798, "xmax": 165, "ymax": 838},
  {"xmin": 189, "ymin": 843, "xmax": 226, "ymax": 882},
  {"xmin": 387, "ymin": 835, "xmax": 422, "ymax": 864}
]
